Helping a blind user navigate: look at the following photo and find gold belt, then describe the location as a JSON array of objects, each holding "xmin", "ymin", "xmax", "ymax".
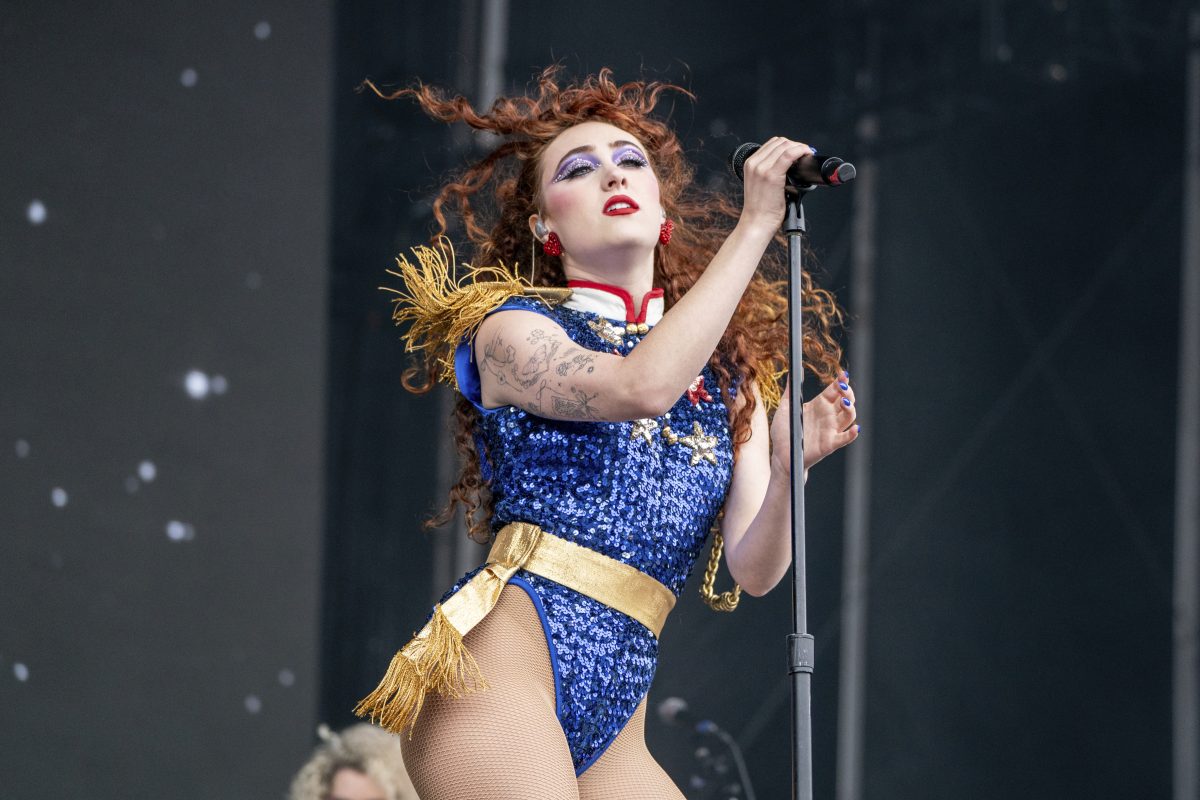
[
  {"xmin": 354, "ymin": 521, "xmax": 676, "ymax": 735},
  {"xmin": 489, "ymin": 521, "xmax": 676, "ymax": 636}
]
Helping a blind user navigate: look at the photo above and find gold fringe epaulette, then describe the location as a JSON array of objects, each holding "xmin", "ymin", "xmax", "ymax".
[{"xmin": 379, "ymin": 237, "xmax": 571, "ymax": 390}]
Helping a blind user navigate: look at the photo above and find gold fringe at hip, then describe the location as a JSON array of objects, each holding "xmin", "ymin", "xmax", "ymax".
[
  {"xmin": 353, "ymin": 522, "xmax": 675, "ymax": 736},
  {"xmin": 352, "ymin": 605, "xmax": 487, "ymax": 735}
]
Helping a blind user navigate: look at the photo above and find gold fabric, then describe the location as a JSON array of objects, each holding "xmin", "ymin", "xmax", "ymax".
[
  {"xmin": 355, "ymin": 521, "xmax": 676, "ymax": 734},
  {"xmin": 489, "ymin": 522, "xmax": 676, "ymax": 637}
]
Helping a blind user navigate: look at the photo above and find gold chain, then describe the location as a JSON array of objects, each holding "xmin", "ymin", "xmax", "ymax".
[{"xmin": 699, "ymin": 523, "xmax": 741, "ymax": 612}]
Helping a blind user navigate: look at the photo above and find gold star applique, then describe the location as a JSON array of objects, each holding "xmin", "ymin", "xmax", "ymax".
[
  {"xmin": 661, "ymin": 420, "xmax": 718, "ymax": 466},
  {"xmin": 587, "ymin": 318, "xmax": 625, "ymax": 347},
  {"xmin": 631, "ymin": 417, "xmax": 659, "ymax": 444}
]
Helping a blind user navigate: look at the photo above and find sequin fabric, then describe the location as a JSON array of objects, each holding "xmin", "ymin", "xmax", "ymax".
[{"xmin": 444, "ymin": 294, "xmax": 734, "ymax": 774}]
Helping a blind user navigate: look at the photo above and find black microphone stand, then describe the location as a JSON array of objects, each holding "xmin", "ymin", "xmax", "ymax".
[
  {"xmin": 785, "ymin": 182, "xmax": 817, "ymax": 800},
  {"xmin": 729, "ymin": 143, "xmax": 854, "ymax": 800}
]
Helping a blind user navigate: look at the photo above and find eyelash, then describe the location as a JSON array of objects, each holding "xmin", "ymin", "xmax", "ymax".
[
  {"xmin": 556, "ymin": 158, "xmax": 597, "ymax": 181},
  {"xmin": 617, "ymin": 151, "xmax": 649, "ymax": 168},
  {"xmin": 554, "ymin": 152, "xmax": 649, "ymax": 182}
]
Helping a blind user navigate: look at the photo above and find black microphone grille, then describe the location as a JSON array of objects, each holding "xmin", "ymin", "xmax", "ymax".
[{"xmin": 728, "ymin": 142, "xmax": 761, "ymax": 182}]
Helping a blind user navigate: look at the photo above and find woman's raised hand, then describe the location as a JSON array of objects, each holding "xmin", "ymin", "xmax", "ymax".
[
  {"xmin": 769, "ymin": 373, "xmax": 860, "ymax": 477},
  {"xmin": 738, "ymin": 137, "xmax": 816, "ymax": 234}
]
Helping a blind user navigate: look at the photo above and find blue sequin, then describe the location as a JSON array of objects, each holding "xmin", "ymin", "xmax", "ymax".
[{"xmin": 443, "ymin": 294, "xmax": 733, "ymax": 774}]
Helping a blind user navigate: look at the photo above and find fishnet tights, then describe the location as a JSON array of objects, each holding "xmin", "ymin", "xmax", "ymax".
[{"xmin": 400, "ymin": 585, "xmax": 684, "ymax": 799}]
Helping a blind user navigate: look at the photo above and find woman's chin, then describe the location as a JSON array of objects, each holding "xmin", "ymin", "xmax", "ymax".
[{"xmin": 572, "ymin": 235, "xmax": 658, "ymax": 258}]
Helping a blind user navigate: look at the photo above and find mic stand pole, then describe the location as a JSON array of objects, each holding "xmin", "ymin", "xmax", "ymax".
[{"xmin": 785, "ymin": 183, "xmax": 816, "ymax": 800}]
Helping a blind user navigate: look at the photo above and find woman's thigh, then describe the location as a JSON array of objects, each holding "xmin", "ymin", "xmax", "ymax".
[
  {"xmin": 400, "ymin": 584, "xmax": 580, "ymax": 800},
  {"xmin": 576, "ymin": 697, "xmax": 685, "ymax": 800}
]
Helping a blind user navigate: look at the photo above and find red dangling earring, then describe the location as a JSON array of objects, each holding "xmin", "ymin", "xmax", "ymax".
[
  {"xmin": 542, "ymin": 231, "xmax": 563, "ymax": 257},
  {"xmin": 659, "ymin": 218, "xmax": 674, "ymax": 246}
]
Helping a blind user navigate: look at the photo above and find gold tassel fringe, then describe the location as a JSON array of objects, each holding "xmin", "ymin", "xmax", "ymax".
[
  {"xmin": 353, "ymin": 604, "xmax": 489, "ymax": 736},
  {"xmin": 379, "ymin": 236, "xmax": 569, "ymax": 390},
  {"xmin": 758, "ymin": 368, "xmax": 786, "ymax": 414}
]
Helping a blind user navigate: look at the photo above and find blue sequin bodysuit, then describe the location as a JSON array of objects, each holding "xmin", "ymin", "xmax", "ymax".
[{"xmin": 446, "ymin": 293, "xmax": 733, "ymax": 775}]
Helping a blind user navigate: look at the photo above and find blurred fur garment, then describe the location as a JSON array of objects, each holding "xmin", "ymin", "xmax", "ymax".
[{"xmin": 288, "ymin": 723, "xmax": 418, "ymax": 800}]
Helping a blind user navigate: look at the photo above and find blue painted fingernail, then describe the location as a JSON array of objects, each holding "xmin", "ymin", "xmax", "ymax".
[
  {"xmin": 842, "ymin": 397, "xmax": 852, "ymax": 407},
  {"xmin": 843, "ymin": 370, "xmax": 850, "ymax": 379},
  {"xmin": 856, "ymin": 424, "xmax": 861, "ymax": 432},
  {"xmin": 838, "ymin": 382, "xmax": 849, "ymax": 390}
]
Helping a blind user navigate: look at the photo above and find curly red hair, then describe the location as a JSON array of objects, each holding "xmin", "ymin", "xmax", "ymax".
[{"xmin": 363, "ymin": 66, "xmax": 844, "ymax": 542}]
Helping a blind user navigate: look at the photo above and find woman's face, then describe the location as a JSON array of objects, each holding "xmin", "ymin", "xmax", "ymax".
[{"xmin": 534, "ymin": 120, "xmax": 663, "ymax": 263}]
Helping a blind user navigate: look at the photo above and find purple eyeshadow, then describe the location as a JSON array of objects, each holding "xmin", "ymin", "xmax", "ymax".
[
  {"xmin": 613, "ymin": 145, "xmax": 648, "ymax": 165},
  {"xmin": 553, "ymin": 154, "xmax": 602, "ymax": 183}
]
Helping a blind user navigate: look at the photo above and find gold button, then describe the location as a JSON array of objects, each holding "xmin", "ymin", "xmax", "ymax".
[
  {"xmin": 626, "ymin": 322, "xmax": 638, "ymax": 334},
  {"xmin": 638, "ymin": 323, "xmax": 649, "ymax": 334}
]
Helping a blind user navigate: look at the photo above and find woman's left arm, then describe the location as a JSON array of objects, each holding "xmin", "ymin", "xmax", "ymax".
[{"xmin": 721, "ymin": 376, "xmax": 859, "ymax": 596}]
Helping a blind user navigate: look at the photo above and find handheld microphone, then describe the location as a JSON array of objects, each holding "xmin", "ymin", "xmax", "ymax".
[{"xmin": 729, "ymin": 142, "xmax": 856, "ymax": 187}]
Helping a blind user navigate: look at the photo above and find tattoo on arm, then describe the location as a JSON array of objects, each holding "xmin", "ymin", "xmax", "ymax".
[
  {"xmin": 556, "ymin": 353, "xmax": 595, "ymax": 376},
  {"xmin": 552, "ymin": 387, "xmax": 600, "ymax": 419},
  {"xmin": 480, "ymin": 331, "xmax": 551, "ymax": 390},
  {"xmin": 532, "ymin": 381, "xmax": 601, "ymax": 420},
  {"xmin": 479, "ymin": 325, "xmax": 602, "ymax": 418}
]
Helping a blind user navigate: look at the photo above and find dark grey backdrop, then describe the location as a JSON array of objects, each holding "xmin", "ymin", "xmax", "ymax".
[{"xmin": 1, "ymin": 2, "xmax": 330, "ymax": 798}]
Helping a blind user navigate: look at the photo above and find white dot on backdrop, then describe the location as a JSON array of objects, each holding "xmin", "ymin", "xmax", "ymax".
[
  {"xmin": 27, "ymin": 200, "xmax": 46, "ymax": 225},
  {"xmin": 166, "ymin": 520, "xmax": 195, "ymax": 542},
  {"xmin": 254, "ymin": 20, "xmax": 272, "ymax": 40},
  {"xmin": 210, "ymin": 374, "xmax": 228, "ymax": 395},
  {"xmin": 124, "ymin": 476, "xmax": 140, "ymax": 494},
  {"xmin": 51, "ymin": 487, "xmax": 68, "ymax": 507},
  {"xmin": 278, "ymin": 668, "xmax": 295, "ymax": 687},
  {"xmin": 138, "ymin": 460, "xmax": 157, "ymax": 482},
  {"xmin": 185, "ymin": 369, "xmax": 210, "ymax": 399},
  {"xmin": 15, "ymin": 439, "xmax": 30, "ymax": 458},
  {"xmin": 180, "ymin": 68, "xmax": 198, "ymax": 88},
  {"xmin": 13, "ymin": 663, "xmax": 29, "ymax": 682},
  {"xmin": 245, "ymin": 271, "xmax": 262, "ymax": 290},
  {"xmin": 244, "ymin": 694, "xmax": 262, "ymax": 714}
]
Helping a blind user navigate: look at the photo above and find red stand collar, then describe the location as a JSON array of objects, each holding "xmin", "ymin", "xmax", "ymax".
[{"xmin": 566, "ymin": 280, "xmax": 664, "ymax": 324}]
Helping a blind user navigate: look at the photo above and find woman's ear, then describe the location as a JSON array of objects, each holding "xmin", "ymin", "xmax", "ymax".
[{"xmin": 529, "ymin": 214, "xmax": 549, "ymax": 241}]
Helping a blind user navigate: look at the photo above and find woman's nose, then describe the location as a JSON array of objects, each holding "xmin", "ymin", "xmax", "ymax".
[{"xmin": 602, "ymin": 163, "xmax": 627, "ymax": 188}]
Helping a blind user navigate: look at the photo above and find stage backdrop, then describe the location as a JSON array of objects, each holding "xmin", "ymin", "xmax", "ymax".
[
  {"xmin": 329, "ymin": 3, "xmax": 1182, "ymax": 799},
  {"xmin": 0, "ymin": 2, "xmax": 331, "ymax": 798}
]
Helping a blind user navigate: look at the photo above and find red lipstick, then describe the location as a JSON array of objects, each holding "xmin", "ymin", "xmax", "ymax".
[{"xmin": 603, "ymin": 195, "xmax": 639, "ymax": 215}]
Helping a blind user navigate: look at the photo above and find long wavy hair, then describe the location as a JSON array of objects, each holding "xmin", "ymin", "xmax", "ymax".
[{"xmin": 363, "ymin": 66, "xmax": 844, "ymax": 542}]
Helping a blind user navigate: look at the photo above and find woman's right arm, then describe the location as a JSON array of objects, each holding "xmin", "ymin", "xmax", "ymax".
[{"xmin": 474, "ymin": 137, "xmax": 813, "ymax": 422}]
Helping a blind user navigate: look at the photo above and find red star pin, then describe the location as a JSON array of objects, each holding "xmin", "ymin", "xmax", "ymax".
[{"xmin": 687, "ymin": 376, "xmax": 712, "ymax": 405}]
